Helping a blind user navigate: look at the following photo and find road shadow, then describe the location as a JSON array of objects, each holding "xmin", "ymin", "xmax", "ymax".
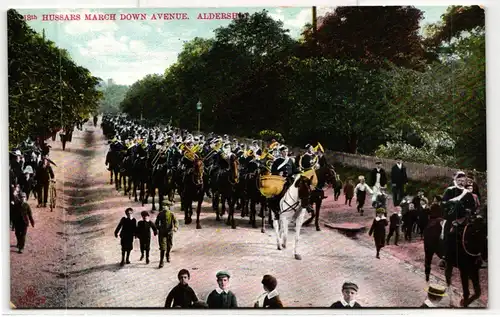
[
  {"xmin": 42, "ymin": 263, "xmax": 122, "ymax": 278},
  {"xmin": 71, "ymin": 148, "xmax": 95, "ymax": 158},
  {"xmin": 56, "ymin": 228, "xmax": 105, "ymax": 236},
  {"xmin": 62, "ymin": 214, "xmax": 105, "ymax": 228}
]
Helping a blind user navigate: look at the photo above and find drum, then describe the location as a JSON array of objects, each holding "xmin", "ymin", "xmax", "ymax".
[{"xmin": 259, "ymin": 175, "xmax": 286, "ymax": 198}]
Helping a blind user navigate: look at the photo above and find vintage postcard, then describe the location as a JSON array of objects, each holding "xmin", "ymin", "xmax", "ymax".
[{"xmin": 8, "ymin": 6, "xmax": 486, "ymax": 309}]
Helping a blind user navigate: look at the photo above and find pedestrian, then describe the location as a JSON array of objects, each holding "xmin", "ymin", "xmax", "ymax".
[
  {"xmin": 390, "ymin": 157, "xmax": 408, "ymax": 206},
  {"xmin": 343, "ymin": 179, "xmax": 354, "ymax": 206},
  {"xmin": 386, "ymin": 207, "xmax": 401, "ymax": 246},
  {"xmin": 330, "ymin": 282, "xmax": 362, "ymax": 308},
  {"xmin": 155, "ymin": 206, "xmax": 178, "ymax": 268},
  {"xmin": 368, "ymin": 160, "xmax": 387, "ymax": 198},
  {"xmin": 135, "ymin": 211, "xmax": 158, "ymax": 264},
  {"xmin": 12, "ymin": 192, "xmax": 35, "ymax": 254},
  {"xmin": 35, "ymin": 156, "xmax": 55, "ymax": 208},
  {"xmin": 114, "ymin": 208, "xmax": 137, "ymax": 266},
  {"xmin": 354, "ymin": 176, "xmax": 373, "ymax": 215},
  {"xmin": 19, "ymin": 166, "xmax": 34, "ymax": 201},
  {"xmin": 164, "ymin": 269, "xmax": 199, "ymax": 308},
  {"xmin": 333, "ymin": 174, "xmax": 342, "ymax": 201},
  {"xmin": 368, "ymin": 208, "xmax": 388, "ymax": 259},
  {"xmin": 254, "ymin": 274, "xmax": 283, "ymax": 308},
  {"xmin": 206, "ymin": 271, "xmax": 238, "ymax": 308},
  {"xmin": 420, "ymin": 284, "xmax": 447, "ymax": 307}
]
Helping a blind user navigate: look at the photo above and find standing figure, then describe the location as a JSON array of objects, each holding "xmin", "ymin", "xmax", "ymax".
[
  {"xmin": 369, "ymin": 161, "xmax": 387, "ymax": 198},
  {"xmin": 333, "ymin": 174, "xmax": 343, "ymax": 201},
  {"xmin": 330, "ymin": 282, "xmax": 362, "ymax": 308},
  {"xmin": 343, "ymin": 179, "xmax": 354, "ymax": 206},
  {"xmin": 368, "ymin": 208, "xmax": 388, "ymax": 259},
  {"xmin": 386, "ymin": 207, "xmax": 401, "ymax": 246},
  {"xmin": 254, "ymin": 275, "xmax": 283, "ymax": 308},
  {"xmin": 164, "ymin": 269, "xmax": 199, "ymax": 308},
  {"xmin": 114, "ymin": 208, "xmax": 137, "ymax": 266},
  {"xmin": 136, "ymin": 211, "xmax": 157, "ymax": 264},
  {"xmin": 206, "ymin": 271, "xmax": 238, "ymax": 308},
  {"xmin": 155, "ymin": 207, "xmax": 179, "ymax": 268},
  {"xmin": 12, "ymin": 192, "xmax": 35, "ymax": 253},
  {"xmin": 390, "ymin": 157, "xmax": 408, "ymax": 206},
  {"xmin": 354, "ymin": 176, "xmax": 373, "ymax": 215},
  {"xmin": 35, "ymin": 157, "xmax": 55, "ymax": 208}
]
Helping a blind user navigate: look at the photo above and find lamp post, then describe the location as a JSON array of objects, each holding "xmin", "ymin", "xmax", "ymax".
[{"xmin": 196, "ymin": 100, "xmax": 202, "ymax": 133}]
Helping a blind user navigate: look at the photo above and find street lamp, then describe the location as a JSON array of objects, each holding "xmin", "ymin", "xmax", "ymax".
[{"xmin": 196, "ymin": 100, "xmax": 202, "ymax": 133}]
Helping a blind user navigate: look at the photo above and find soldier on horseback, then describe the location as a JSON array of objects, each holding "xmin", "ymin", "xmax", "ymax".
[
  {"xmin": 298, "ymin": 144, "xmax": 318, "ymax": 172},
  {"xmin": 271, "ymin": 146, "xmax": 298, "ymax": 192}
]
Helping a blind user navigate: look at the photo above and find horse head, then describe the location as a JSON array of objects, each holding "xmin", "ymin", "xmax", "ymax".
[
  {"xmin": 230, "ymin": 157, "xmax": 240, "ymax": 184},
  {"xmin": 295, "ymin": 175, "xmax": 312, "ymax": 208},
  {"xmin": 192, "ymin": 158, "xmax": 204, "ymax": 185}
]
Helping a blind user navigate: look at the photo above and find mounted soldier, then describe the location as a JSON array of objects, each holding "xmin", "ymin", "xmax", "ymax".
[
  {"xmin": 298, "ymin": 144, "xmax": 318, "ymax": 172},
  {"xmin": 271, "ymin": 146, "xmax": 298, "ymax": 191}
]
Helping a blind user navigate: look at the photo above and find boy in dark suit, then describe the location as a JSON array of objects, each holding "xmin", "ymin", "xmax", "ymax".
[
  {"xmin": 391, "ymin": 158, "xmax": 408, "ymax": 206},
  {"xmin": 330, "ymin": 282, "xmax": 362, "ymax": 308},
  {"xmin": 386, "ymin": 207, "xmax": 401, "ymax": 245},
  {"xmin": 206, "ymin": 271, "xmax": 238, "ymax": 308},
  {"xmin": 164, "ymin": 269, "xmax": 199, "ymax": 308},
  {"xmin": 136, "ymin": 211, "xmax": 158, "ymax": 264}
]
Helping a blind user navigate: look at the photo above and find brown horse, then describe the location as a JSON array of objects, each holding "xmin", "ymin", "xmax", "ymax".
[
  {"xmin": 181, "ymin": 158, "xmax": 205, "ymax": 229},
  {"xmin": 302, "ymin": 165, "xmax": 337, "ymax": 231},
  {"xmin": 217, "ymin": 157, "xmax": 240, "ymax": 229}
]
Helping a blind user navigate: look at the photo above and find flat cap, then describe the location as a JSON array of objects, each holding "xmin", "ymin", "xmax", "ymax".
[
  {"xmin": 216, "ymin": 270, "xmax": 231, "ymax": 278},
  {"xmin": 342, "ymin": 282, "xmax": 358, "ymax": 292}
]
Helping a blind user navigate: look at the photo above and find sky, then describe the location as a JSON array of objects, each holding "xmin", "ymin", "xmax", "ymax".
[{"xmin": 16, "ymin": 6, "xmax": 448, "ymax": 86}]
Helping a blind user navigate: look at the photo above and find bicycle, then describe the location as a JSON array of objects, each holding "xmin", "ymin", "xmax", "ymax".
[{"xmin": 49, "ymin": 179, "xmax": 57, "ymax": 212}]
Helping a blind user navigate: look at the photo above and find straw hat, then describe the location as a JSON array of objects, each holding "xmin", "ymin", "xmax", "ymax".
[{"xmin": 424, "ymin": 284, "xmax": 447, "ymax": 297}]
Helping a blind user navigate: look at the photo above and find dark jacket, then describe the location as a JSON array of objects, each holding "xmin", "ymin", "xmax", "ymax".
[
  {"xmin": 136, "ymin": 220, "xmax": 157, "ymax": 241},
  {"xmin": 165, "ymin": 283, "xmax": 198, "ymax": 308},
  {"xmin": 114, "ymin": 217, "xmax": 137, "ymax": 239},
  {"xmin": 389, "ymin": 213, "xmax": 401, "ymax": 229},
  {"xmin": 206, "ymin": 290, "xmax": 238, "ymax": 308},
  {"xmin": 263, "ymin": 295, "xmax": 283, "ymax": 308},
  {"xmin": 369, "ymin": 217, "xmax": 388, "ymax": 248},
  {"xmin": 35, "ymin": 163, "xmax": 55, "ymax": 184},
  {"xmin": 369, "ymin": 168, "xmax": 387, "ymax": 187},
  {"xmin": 391, "ymin": 164, "xmax": 408, "ymax": 185},
  {"xmin": 330, "ymin": 300, "xmax": 362, "ymax": 308}
]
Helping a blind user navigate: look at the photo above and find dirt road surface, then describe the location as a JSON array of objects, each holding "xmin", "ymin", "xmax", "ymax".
[{"xmin": 10, "ymin": 121, "xmax": 486, "ymax": 308}]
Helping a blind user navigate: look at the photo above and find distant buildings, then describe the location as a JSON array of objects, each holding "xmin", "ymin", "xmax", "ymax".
[{"xmin": 107, "ymin": 78, "xmax": 115, "ymax": 87}]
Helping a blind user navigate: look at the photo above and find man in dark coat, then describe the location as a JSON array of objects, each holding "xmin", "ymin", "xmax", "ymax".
[
  {"xmin": 390, "ymin": 158, "xmax": 408, "ymax": 206},
  {"xmin": 114, "ymin": 208, "xmax": 137, "ymax": 266},
  {"xmin": 271, "ymin": 146, "xmax": 299, "ymax": 190},
  {"xmin": 136, "ymin": 211, "xmax": 157, "ymax": 264},
  {"xmin": 386, "ymin": 208, "xmax": 401, "ymax": 245},
  {"xmin": 207, "ymin": 271, "xmax": 238, "ymax": 308},
  {"xmin": 165, "ymin": 269, "xmax": 199, "ymax": 308},
  {"xmin": 330, "ymin": 282, "xmax": 362, "ymax": 308},
  {"xmin": 155, "ymin": 207, "xmax": 178, "ymax": 267},
  {"xmin": 35, "ymin": 157, "xmax": 55, "ymax": 208},
  {"xmin": 12, "ymin": 192, "xmax": 35, "ymax": 253},
  {"xmin": 368, "ymin": 161, "xmax": 387, "ymax": 190}
]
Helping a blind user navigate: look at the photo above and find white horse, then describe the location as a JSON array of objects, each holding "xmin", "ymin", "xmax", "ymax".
[{"xmin": 272, "ymin": 174, "xmax": 312, "ymax": 260}]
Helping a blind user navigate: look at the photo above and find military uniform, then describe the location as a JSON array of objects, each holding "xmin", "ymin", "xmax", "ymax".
[
  {"xmin": 155, "ymin": 209, "xmax": 179, "ymax": 267},
  {"xmin": 299, "ymin": 152, "xmax": 317, "ymax": 171}
]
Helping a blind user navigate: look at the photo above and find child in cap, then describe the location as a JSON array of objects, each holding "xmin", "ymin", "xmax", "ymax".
[
  {"xmin": 421, "ymin": 284, "xmax": 447, "ymax": 307},
  {"xmin": 206, "ymin": 271, "xmax": 238, "ymax": 308},
  {"xmin": 369, "ymin": 208, "xmax": 388, "ymax": 259},
  {"xmin": 135, "ymin": 210, "xmax": 157, "ymax": 264},
  {"xmin": 330, "ymin": 282, "xmax": 361, "ymax": 308},
  {"xmin": 164, "ymin": 269, "xmax": 199, "ymax": 308}
]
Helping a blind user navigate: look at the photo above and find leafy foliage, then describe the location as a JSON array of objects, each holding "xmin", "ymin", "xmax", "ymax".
[
  {"xmin": 99, "ymin": 83, "xmax": 129, "ymax": 114},
  {"xmin": 8, "ymin": 9, "xmax": 102, "ymax": 148},
  {"xmin": 118, "ymin": 7, "xmax": 486, "ymax": 171}
]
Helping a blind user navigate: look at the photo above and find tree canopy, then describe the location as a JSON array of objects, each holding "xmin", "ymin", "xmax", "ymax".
[
  {"xmin": 118, "ymin": 6, "xmax": 486, "ymax": 171},
  {"xmin": 8, "ymin": 9, "xmax": 102, "ymax": 148}
]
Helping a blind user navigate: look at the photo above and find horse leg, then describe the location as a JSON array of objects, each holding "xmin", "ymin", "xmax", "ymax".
[
  {"xmin": 458, "ymin": 268, "xmax": 471, "ymax": 306},
  {"xmin": 302, "ymin": 200, "xmax": 314, "ymax": 226},
  {"xmin": 196, "ymin": 194, "xmax": 203, "ymax": 229},
  {"xmin": 282, "ymin": 215, "xmax": 289, "ymax": 249},
  {"xmin": 273, "ymin": 214, "xmax": 281, "ymax": 250},
  {"xmin": 110, "ymin": 170, "xmax": 113, "ymax": 185},
  {"xmin": 293, "ymin": 208, "xmax": 306, "ymax": 260},
  {"xmin": 223, "ymin": 196, "xmax": 231, "ymax": 226},
  {"xmin": 140, "ymin": 181, "xmax": 145, "ymax": 205},
  {"xmin": 260, "ymin": 202, "xmax": 266, "ymax": 234},
  {"xmin": 230, "ymin": 197, "xmax": 237, "ymax": 229},
  {"xmin": 250, "ymin": 201, "xmax": 257, "ymax": 228},
  {"xmin": 314, "ymin": 199, "xmax": 322, "ymax": 231},
  {"xmin": 424, "ymin": 247, "xmax": 433, "ymax": 282}
]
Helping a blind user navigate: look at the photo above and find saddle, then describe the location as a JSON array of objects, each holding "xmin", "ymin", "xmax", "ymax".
[
  {"xmin": 300, "ymin": 169, "xmax": 318, "ymax": 188},
  {"xmin": 258, "ymin": 174, "xmax": 286, "ymax": 198}
]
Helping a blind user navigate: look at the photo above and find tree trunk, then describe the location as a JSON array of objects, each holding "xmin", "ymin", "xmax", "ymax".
[{"xmin": 347, "ymin": 133, "xmax": 358, "ymax": 154}]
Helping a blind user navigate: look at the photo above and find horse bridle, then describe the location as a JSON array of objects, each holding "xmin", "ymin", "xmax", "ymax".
[{"xmin": 462, "ymin": 224, "xmax": 483, "ymax": 257}]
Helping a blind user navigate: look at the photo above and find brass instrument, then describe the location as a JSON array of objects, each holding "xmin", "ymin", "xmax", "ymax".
[
  {"xmin": 152, "ymin": 143, "xmax": 169, "ymax": 166},
  {"xmin": 203, "ymin": 141, "xmax": 223, "ymax": 162},
  {"xmin": 182, "ymin": 144, "xmax": 199, "ymax": 161},
  {"xmin": 313, "ymin": 142, "xmax": 324, "ymax": 153}
]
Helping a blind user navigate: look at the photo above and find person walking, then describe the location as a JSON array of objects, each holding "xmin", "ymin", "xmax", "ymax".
[
  {"xmin": 136, "ymin": 211, "xmax": 157, "ymax": 264},
  {"xmin": 368, "ymin": 208, "xmax": 388, "ymax": 259},
  {"xmin": 206, "ymin": 271, "xmax": 238, "ymax": 308},
  {"xmin": 354, "ymin": 176, "xmax": 373, "ymax": 215},
  {"xmin": 12, "ymin": 192, "xmax": 35, "ymax": 253},
  {"xmin": 343, "ymin": 179, "xmax": 354, "ymax": 206},
  {"xmin": 114, "ymin": 208, "xmax": 137, "ymax": 266},
  {"xmin": 155, "ymin": 206, "xmax": 178, "ymax": 268},
  {"xmin": 386, "ymin": 207, "xmax": 401, "ymax": 246}
]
